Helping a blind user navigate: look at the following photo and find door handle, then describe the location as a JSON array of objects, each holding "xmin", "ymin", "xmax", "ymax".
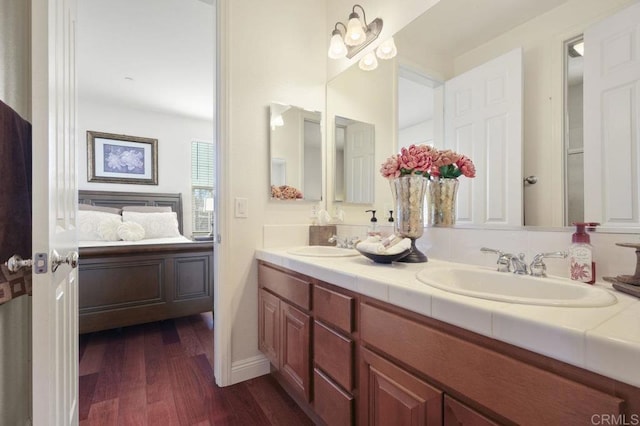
[
  {"xmin": 5, "ymin": 255, "xmax": 33, "ymax": 273},
  {"xmin": 51, "ymin": 250, "xmax": 79, "ymax": 272}
]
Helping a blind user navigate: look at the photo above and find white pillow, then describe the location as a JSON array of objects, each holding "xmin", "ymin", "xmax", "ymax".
[
  {"xmin": 117, "ymin": 221, "xmax": 146, "ymax": 241},
  {"xmin": 97, "ymin": 217, "xmax": 122, "ymax": 241},
  {"xmin": 122, "ymin": 211, "xmax": 180, "ymax": 239},
  {"xmin": 78, "ymin": 210, "xmax": 122, "ymax": 241}
]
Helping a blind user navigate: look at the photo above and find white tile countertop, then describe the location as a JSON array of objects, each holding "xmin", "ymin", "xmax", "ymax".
[{"xmin": 255, "ymin": 247, "xmax": 640, "ymax": 388}]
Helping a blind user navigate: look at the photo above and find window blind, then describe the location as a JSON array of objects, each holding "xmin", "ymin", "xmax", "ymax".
[{"xmin": 191, "ymin": 141, "xmax": 215, "ymax": 234}]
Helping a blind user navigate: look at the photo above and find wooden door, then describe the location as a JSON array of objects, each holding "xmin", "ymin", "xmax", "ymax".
[
  {"xmin": 444, "ymin": 48, "xmax": 523, "ymax": 226},
  {"xmin": 583, "ymin": 1, "xmax": 640, "ymax": 227},
  {"xmin": 280, "ymin": 301, "xmax": 312, "ymax": 402},
  {"xmin": 360, "ymin": 348, "xmax": 442, "ymax": 426},
  {"xmin": 258, "ymin": 289, "xmax": 280, "ymax": 367},
  {"xmin": 31, "ymin": 0, "xmax": 79, "ymax": 423}
]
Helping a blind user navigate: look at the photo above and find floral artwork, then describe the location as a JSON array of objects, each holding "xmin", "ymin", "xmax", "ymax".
[
  {"xmin": 87, "ymin": 131, "xmax": 158, "ymax": 185},
  {"xmin": 103, "ymin": 144, "xmax": 145, "ymax": 175}
]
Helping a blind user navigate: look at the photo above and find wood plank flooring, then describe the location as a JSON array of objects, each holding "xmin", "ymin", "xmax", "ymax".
[{"xmin": 79, "ymin": 313, "xmax": 313, "ymax": 426}]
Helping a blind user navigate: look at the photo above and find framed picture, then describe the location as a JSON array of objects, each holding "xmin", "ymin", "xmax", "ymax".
[{"xmin": 87, "ymin": 131, "xmax": 158, "ymax": 185}]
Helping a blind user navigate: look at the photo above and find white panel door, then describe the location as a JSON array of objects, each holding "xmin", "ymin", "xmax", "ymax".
[
  {"xmin": 584, "ymin": 1, "xmax": 640, "ymax": 228},
  {"xmin": 31, "ymin": 0, "xmax": 79, "ymax": 424},
  {"xmin": 444, "ymin": 48, "xmax": 523, "ymax": 226},
  {"xmin": 345, "ymin": 122, "xmax": 375, "ymax": 204}
]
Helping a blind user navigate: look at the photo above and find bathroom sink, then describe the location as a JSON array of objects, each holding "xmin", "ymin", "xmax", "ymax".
[
  {"xmin": 287, "ymin": 246, "xmax": 359, "ymax": 257},
  {"xmin": 416, "ymin": 266, "xmax": 617, "ymax": 307}
]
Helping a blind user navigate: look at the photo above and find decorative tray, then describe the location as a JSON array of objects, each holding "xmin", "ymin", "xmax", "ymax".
[{"xmin": 355, "ymin": 247, "xmax": 412, "ymax": 264}]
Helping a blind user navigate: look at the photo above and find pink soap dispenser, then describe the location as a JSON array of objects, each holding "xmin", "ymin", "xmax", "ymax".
[{"xmin": 569, "ymin": 222, "xmax": 599, "ymax": 284}]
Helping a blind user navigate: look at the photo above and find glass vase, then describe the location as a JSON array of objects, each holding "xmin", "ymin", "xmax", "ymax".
[
  {"xmin": 390, "ymin": 175, "xmax": 428, "ymax": 263},
  {"xmin": 427, "ymin": 177, "xmax": 459, "ymax": 226}
]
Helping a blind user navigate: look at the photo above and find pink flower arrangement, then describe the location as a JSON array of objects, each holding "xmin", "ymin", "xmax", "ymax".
[{"xmin": 380, "ymin": 145, "xmax": 476, "ymax": 179}]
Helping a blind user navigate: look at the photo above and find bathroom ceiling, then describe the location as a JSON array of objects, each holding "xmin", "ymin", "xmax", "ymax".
[{"xmin": 77, "ymin": 0, "xmax": 215, "ymax": 121}]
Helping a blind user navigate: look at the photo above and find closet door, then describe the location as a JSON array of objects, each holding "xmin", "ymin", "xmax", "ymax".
[
  {"xmin": 444, "ymin": 48, "xmax": 523, "ymax": 226},
  {"xmin": 584, "ymin": 1, "xmax": 640, "ymax": 227}
]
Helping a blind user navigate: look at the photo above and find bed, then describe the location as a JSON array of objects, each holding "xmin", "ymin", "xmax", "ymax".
[{"xmin": 78, "ymin": 190, "xmax": 214, "ymax": 334}]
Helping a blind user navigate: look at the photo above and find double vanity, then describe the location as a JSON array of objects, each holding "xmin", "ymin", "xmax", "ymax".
[{"xmin": 256, "ymin": 247, "xmax": 640, "ymax": 425}]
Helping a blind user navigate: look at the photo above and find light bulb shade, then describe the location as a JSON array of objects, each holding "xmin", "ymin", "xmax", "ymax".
[
  {"xmin": 328, "ymin": 32, "xmax": 348, "ymax": 59},
  {"xmin": 345, "ymin": 15, "xmax": 366, "ymax": 46},
  {"xmin": 376, "ymin": 38, "xmax": 397, "ymax": 59},
  {"xmin": 358, "ymin": 51, "xmax": 378, "ymax": 71}
]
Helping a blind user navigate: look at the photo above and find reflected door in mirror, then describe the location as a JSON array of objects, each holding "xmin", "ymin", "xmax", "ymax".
[{"xmin": 334, "ymin": 116, "xmax": 375, "ymax": 204}]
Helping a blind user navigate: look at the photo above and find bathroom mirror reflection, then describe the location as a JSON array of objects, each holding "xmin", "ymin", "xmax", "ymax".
[
  {"xmin": 334, "ymin": 116, "xmax": 375, "ymax": 204},
  {"xmin": 326, "ymin": 0, "xmax": 639, "ymax": 228},
  {"xmin": 269, "ymin": 103, "xmax": 322, "ymax": 201}
]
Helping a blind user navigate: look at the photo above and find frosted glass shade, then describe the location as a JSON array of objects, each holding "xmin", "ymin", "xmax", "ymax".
[
  {"xmin": 328, "ymin": 33, "xmax": 347, "ymax": 59},
  {"xmin": 345, "ymin": 16, "xmax": 366, "ymax": 46},
  {"xmin": 376, "ymin": 38, "xmax": 397, "ymax": 59},
  {"xmin": 358, "ymin": 51, "xmax": 378, "ymax": 71}
]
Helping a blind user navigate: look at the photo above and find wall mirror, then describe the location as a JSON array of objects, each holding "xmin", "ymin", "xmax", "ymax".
[
  {"xmin": 326, "ymin": 0, "xmax": 639, "ymax": 229},
  {"xmin": 334, "ymin": 116, "xmax": 375, "ymax": 204},
  {"xmin": 269, "ymin": 103, "xmax": 322, "ymax": 201}
]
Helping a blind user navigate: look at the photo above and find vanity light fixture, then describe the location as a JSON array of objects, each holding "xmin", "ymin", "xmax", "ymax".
[
  {"xmin": 328, "ymin": 4, "xmax": 383, "ymax": 59},
  {"xmin": 359, "ymin": 51, "xmax": 378, "ymax": 71}
]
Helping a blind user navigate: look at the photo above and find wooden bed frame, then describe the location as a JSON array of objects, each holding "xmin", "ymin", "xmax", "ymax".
[{"xmin": 78, "ymin": 190, "xmax": 214, "ymax": 334}]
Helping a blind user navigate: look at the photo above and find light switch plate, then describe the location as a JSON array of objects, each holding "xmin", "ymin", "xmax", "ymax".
[{"xmin": 235, "ymin": 197, "xmax": 248, "ymax": 218}]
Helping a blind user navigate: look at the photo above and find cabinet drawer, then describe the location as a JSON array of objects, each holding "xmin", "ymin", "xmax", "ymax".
[
  {"xmin": 314, "ymin": 284, "xmax": 354, "ymax": 333},
  {"xmin": 314, "ymin": 321, "xmax": 354, "ymax": 391},
  {"xmin": 314, "ymin": 368, "xmax": 353, "ymax": 426},
  {"xmin": 258, "ymin": 263, "xmax": 311, "ymax": 310}
]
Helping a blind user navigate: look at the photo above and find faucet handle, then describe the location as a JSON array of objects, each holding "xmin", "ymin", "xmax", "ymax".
[
  {"xmin": 480, "ymin": 247, "xmax": 511, "ymax": 272},
  {"xmin": 530, "ymin": 251, "xmax": 568, "ymax": 277}
]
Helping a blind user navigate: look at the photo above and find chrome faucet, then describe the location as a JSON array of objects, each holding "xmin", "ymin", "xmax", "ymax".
[
  {"xmin": 328, "ymin": 235, "xmax": 359, "ymax": 249},
  {"xmin": 529, "ymin": 251, "xmax": 568, "ymax": 277},
  {"xmin": 508, "ymin": 253, "xmax": 529, "ymax": 275},
  {"xmin": 480, "ymin": 247, "xmax": 512, "ymax": 272},
  {"xmin": 481, "ymin": 248, "xmax": 528, "ymax": 274}
]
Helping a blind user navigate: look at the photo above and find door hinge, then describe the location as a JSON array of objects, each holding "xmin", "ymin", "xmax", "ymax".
[{"xmin": 34, "ymin": 253, "xmax": 48, "ymax": 274}]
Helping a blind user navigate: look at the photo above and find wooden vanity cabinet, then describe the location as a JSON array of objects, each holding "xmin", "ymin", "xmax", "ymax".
[{"xmin": 258, "ymin": 263, "xmax": 312, "ymax": 402}]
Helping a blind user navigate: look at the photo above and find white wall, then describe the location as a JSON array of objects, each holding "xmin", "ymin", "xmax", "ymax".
[
  {"xmin": 217, "ymin": 0, "xmax": 327, "ymax": 383},
  {"xmin": 0, "ymin": 0, "xmax": 31, "ymax": 424},
  {"xmin": 452, "ymin": 0, "xmax": 637, "ymax": 226},
  {"xmin": 78, "ymin": 98, "xmax": 214, "ymax": 236},
  {"xmin": 399, "ymin": 120, "xmax": 433, "ymax": 148}
]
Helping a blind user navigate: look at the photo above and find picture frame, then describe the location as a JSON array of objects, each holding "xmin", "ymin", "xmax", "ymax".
[{"xmin": 87, "ymin": 131, "xmax": 158, "ymax": 185}]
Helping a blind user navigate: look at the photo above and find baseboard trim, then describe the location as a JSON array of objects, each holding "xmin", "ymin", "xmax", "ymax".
[{"xmin": 230, "ymin": 354, "xmax": 270, "ymax": 384}]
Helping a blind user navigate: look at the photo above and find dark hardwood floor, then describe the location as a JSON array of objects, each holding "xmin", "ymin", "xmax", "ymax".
[{"xmin": 79, "ymin": 313, "xmax": 313, "ymax": 426}]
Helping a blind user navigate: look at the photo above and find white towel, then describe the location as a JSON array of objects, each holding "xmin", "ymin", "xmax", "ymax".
[{"xmin": 356, "ymin": 235, "xmax": 411, "ymax": 255}]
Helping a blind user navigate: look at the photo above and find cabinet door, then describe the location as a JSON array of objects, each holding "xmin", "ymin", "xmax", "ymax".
[
  {"xmin": 360, "ymin": 348, "xmax": 442, "ymax": 426},
  {"xmin": 258, "ymin": 289, "xmax": 280, "ymax": 367},
  {"xmin": 444, "ymin": 395, "xmax": 498, "ymax": 426},
  {"xmin": 281, "ymin": 301, "xmax": 312, "ymax": 402}
]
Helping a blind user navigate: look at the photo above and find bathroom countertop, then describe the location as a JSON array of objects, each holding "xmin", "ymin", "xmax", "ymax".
[{"xmin": 256, "ymin": 247, "xmax": 640, "ymax": 388}]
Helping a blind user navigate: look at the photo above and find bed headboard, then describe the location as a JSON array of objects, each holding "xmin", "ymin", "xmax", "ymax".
[{"xmin": 78, "ymin": 190, "xmax": 184, "ymax": 234}]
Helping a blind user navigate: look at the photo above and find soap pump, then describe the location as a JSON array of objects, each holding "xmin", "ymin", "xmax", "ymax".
[
  {"xmin": 569, "ymin": 222, "xmax": 599, "ymax": 284},
  {"xmin": 365, "ymin": 209, "xmax": 379, "ymax": 236},
  {"xmin": 388, "ymin": 210, "xmax": 394, "ymax": 223}
]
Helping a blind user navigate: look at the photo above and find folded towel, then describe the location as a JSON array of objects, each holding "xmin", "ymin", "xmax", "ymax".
[{"xmin": 356, "ymin": 235, "xmax": 411, "ymax": 255}]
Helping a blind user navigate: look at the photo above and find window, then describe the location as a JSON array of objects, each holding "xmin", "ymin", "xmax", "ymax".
[{"xmin": 191, "ymin": 141, "xmax": 215, "ymax": 235}]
